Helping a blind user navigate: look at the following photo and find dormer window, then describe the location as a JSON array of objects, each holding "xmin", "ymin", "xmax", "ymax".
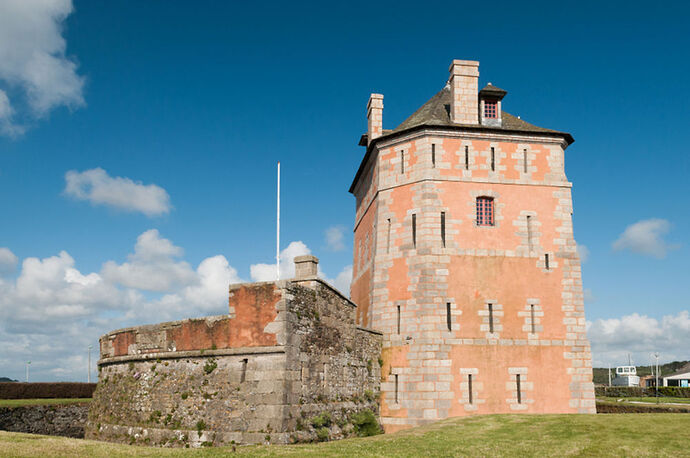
[
  {"xmin": 479, "ymin": 83, "xmax": 507, "ymax": 127},
  {"xmin": 484, "ymin": 100, "xmax": 498, "ymax": 119}
]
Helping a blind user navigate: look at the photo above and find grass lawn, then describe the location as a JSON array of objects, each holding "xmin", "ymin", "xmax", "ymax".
[
  {"xmin": 598, "ymin": 396, "xmax": 690, "ymax": 405},
  {"xmin": 0, "ymin": 398, "xmax": 92, "ymax": 408},
  {"xmin": 2, "ymin": 413, "xmax": 690, "ymax": 457}
]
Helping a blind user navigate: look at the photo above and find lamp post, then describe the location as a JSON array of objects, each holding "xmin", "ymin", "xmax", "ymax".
[
  {"xmin": 88, "ymin": 345, "xmax": 93, "ymax": 383},
  {"xmin": 654, "ymin": 352, "xmax": 659, "ymax": 403}
]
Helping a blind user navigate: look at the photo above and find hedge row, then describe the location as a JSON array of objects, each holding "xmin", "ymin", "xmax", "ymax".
[
  {"xmin": 595, "ymin": 386, "xmax": 690, "ymax": 398},
  {"xmin": 0, "ymin": 383, "xmax": 97, "ymax": 399},
  {"xmin": 596, "ymin": 401, "xmax": 690, "ymax": 414}
]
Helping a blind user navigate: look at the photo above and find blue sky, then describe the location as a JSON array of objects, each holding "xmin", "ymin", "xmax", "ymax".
[{"xmin": 0, "ymin": 0, "xmax": 688, "ymax": 381}]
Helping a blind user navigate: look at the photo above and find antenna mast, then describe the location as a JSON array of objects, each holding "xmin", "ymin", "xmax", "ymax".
[{"xmin": 276, "ymin": 162, "xmax": 280, "ymax": 281}]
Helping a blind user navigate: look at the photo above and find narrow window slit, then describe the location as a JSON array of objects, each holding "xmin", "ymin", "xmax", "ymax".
[
  {"xmin": 394, "ymin": 374, "xmax": 399, "ymax": 403},
  {"xmin": 526, "ymin": 215, "xmax": 533, "ymax": 253},
  {"xmin": 241, "ymin": 358, "xmax": 248, "ymax": 383},
  {"xmin": 523, "ymin": 148, "xmax": 528, "ymax": 174},
  {"xmin": 488, "ymin": 303, "xmax": 494, "ymax": 333},
  {"xmin": 468, "ymin": 374, "xmax": 473, "ymax": 404},
  {"xmin": 412, "ymin": 214, "xmax": 416, "ymax": 248},
  {"xmin": 400, "ymin": 150, "xmax": 404, "ymax": 174},
  {"xmin": 386, "ymin": 218, "xmax": 391, "ymax": 254},
  {"xmin": 446, "ymin": 302, "xmax": 452, "ymax": 331},
  {"xmin": 465, "ymin": 146, "xmax": 469, "ymax": 170},
  {"xmin": 397, "ymin": 305, "xmax": 401, "ymax": 334},
  {"xmin": 431, "ymin": 144, "xmax": 436, "ymax": 168},
  {"xmin": 516, "ymin": 374, "xmax": 522, "ymax": 404},
  {"xmin": 545, "ymin": 253, "xmax": 550, "ymax": 270},
  {"xmin": 490, "ymin": 147, "xmax": 495, "ymax": 171},
  {"xmin": 441, "ymin": 212, "xmax": 446, "ymax": 247},
  {"xmin": 530, "ymin": 305, "xmax": 536, "ymax": 334}
]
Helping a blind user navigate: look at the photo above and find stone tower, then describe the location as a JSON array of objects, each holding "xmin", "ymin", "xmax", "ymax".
[{"xmin": 349, "ymin": 60, "xmax": 595, "ymax": 432}]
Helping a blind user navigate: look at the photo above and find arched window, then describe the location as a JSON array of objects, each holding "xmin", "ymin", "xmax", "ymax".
[{"xmin": 476, "ymin": 197, "xmax": 494, "ymax": 226}]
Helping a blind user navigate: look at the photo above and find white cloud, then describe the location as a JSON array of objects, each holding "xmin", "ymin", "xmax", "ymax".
[
  {"xmin": 328, "ymin": 265, "xmax": 352, "ymax": 297},
  {"xmin": 576, "ymin": 244, "xmax": 589, "ymax": 263},
  {"xmin": 64, "ymin": 168, "xmax": 172, "ymax": 217},
  {"xmin": 250, "ymin": 241, "xmax": 311, "ymax": 282},
  {"xmin": 0, "ymin": 234, "xmax": 354, "ymax": 381},
  {"xmin": 325, "ymin": 225, "xmax": 347, "ymax": 252},
  {"xmin": 102, "ymin": 229, "xmax": 196, "ymax": 292},
  {"xmin": 0, "ymin": 251, "xmax": 131, "ymax": 332},
  {"xmin": 0, "ymin": 247, "xmax": 18, "ymax": 275},
  {"xmin": 612, "ymin": 218, "xmax": 678, "ymax": 259},
  {"xmin": 588, "ymin": 311, "xmax": 690, "ymax": 367},
  {"xmin": 0, "ymin": 89, "xmax": 24, "ymax": 137},
  {"xmin": 0, "ymin": 0, "xmax": 85, "ymax": 136},
  {"xmin": 583, "ymin": 288, "xmax": 595, "ymax": 303}
]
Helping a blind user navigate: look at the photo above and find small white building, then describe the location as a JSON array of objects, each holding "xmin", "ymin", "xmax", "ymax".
[
  {"xmin": 663, "ymin": 367, "xmax": 690, "ymax": 387},
  {"xmin": 612, "ymin": 366, "xmax": 640, "ymax": 387}
]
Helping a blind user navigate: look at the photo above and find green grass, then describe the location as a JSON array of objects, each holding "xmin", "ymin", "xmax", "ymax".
[
  {"xmin": 2, "ymin": 414, "xmax": 690, "ymax": 457},
  {"xmin": 0, "ymin": 398, "xmax": 92, "ymax": 408},
  {"xmin": 598, "ymin": 396, "xmax": 690, "ymax": 405}
]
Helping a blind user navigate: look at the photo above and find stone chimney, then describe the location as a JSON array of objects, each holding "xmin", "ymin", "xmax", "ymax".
[
  {"xmin": 294, "ymin": 255, "xmax": 319, "ymax": 280},
  {"xmin": 448, "ymin": 60, "xmax": 480, "ymax": 125},
  {"xmin": 367, "ymin": 93, "xmax": 384, "ymax": 145}
]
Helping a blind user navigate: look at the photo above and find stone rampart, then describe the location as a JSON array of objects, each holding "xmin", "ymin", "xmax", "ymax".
[{"xmin": 86, "ymin": 275, "xmax": 382, "ymax": 447}]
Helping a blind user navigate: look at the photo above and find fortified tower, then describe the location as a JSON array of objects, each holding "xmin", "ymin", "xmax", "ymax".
[{"xmin": 350, "ymin": 60, "xmax": 595, "ymax": 432}]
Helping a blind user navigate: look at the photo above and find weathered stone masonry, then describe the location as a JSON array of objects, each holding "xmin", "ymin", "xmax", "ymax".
[
  {"xmin": 87, "ymin": 256, "xmax": 382, "ymax": 446},
  {"xmin": 350, "ymin": 59, "xmax": 595, "ymax": 432}
]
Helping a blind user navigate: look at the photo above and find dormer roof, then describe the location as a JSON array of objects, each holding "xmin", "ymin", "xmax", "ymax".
[{"xmin": 479, "ymin": 83, "xmax": 507, "ymax": 100}]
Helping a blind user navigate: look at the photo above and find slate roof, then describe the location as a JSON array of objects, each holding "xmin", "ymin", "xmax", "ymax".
[
  {"xmin": 351, "ymin": 85, "xmax": 574, "ymax": 193},
  {"xmin": 393, "ymin": 85, "xmax": 569, "ymax": 139}
]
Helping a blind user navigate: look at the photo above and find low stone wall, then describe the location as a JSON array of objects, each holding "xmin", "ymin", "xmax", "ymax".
[
  {"xmin": 0, "ymin": 404, "xmax": 89, "ymax": 438},
  {"xmin": 87, "ymin": 278, "xmax": 382, "ymax": 447}
]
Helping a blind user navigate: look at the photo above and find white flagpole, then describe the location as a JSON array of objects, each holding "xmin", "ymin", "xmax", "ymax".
[{"xmin": 276, "ymin": 162, "xmax": 280, "ymax": 281}]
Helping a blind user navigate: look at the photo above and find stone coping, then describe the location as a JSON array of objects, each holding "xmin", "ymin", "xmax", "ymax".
[
  {"xmin": 98, "ymin": 345, "xmax": 286, "ymax": 366},
  {"xmin": 101, "ymin": 314, "xmax": 231, "ymax": 339},
  {"xmin": 357, "ymin": 326, "xmax": 383, "ymax": 336}
]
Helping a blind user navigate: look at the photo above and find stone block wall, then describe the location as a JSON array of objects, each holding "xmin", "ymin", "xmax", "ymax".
[
  {"xmin": 87, "ymin": 274, "xmax": 382, "ymax": 447},
  {"xmin": 351, "ymin": 115, "xmax": 595, "ymax": 430},
  {"xmin": 0, "ymin": 404, "xmax": 89, "ymax": 438}
]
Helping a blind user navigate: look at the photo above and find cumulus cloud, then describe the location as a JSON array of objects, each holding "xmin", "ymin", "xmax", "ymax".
[
  {"xmin": 0, "ymin": 0, "xmax": 85, "ymax": 136},
  {"xmin": 0, "ymin": 251, "xmax": 131, "ymax": 333},
  {"xmin": 102, "ymin": 229, "xmax": 195, "ymax": 292},
  {"xmin": 325, "ymin": 225, "xmax": 347, "ymax": 252},
  {"xmin": 576, "ymin": 244, "xmax": 589, "ymax": 263},
  {"xmin": 0, "ymin": 233, "xmax": 353, "ymax": 381},
  {"xmin": 250, "ymin": 241, "xmax": 312, "ymax": 282},
  {"xmin": 64, "ymin": 168, "xmax": 172, "ymax": 217},
  {"xmin": 328, "ymin": 265, "xmax": 352, "ymax": 297},
  {"xmin": 612, "ymin": 218, "xmax": 678, "ymax": 259},
  {"xmin": 588, "ymin": 311, "xmax": 690, "ymax": 367},
  {"xmin": 0, "ymin": 247, "xmax": 18, "ymax": 275}
]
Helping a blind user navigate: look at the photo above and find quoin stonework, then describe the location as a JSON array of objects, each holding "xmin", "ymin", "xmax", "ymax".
[
  {"xmin": 88, "ymin": 58, "xmax": 595, "ymax": 447},
  {"xmin": 350, "ymin": 59, "xmax": 595, "ymax": 432}
]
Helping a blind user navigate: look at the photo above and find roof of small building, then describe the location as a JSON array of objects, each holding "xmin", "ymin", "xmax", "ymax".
[
  {"xmin": 351, "ymin": 85, "xmax": 574, "ymax": 193},
  {"xmin": 664, "ymin": 363, "xmax": 690, "ymax": 378}
]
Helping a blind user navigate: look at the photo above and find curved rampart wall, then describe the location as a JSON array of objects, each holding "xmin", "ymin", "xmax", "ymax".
[{"xmin": 86, "ymin": 280, "xmax": 382, "ymax": 447}]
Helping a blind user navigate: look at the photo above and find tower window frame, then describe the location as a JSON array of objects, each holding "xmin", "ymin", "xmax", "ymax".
[
  {"xmin": 484, "ymin": 100, "xmax": 498, "ymax": 119},
  {"xmin": 476, "ymin": 197, "xmax": 495, "ymax": 226}
]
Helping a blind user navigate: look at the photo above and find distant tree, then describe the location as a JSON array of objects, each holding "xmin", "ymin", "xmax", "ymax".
[{"xmin": 0, "ymin": 377, "xmax": 18, "ymax": 382}]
